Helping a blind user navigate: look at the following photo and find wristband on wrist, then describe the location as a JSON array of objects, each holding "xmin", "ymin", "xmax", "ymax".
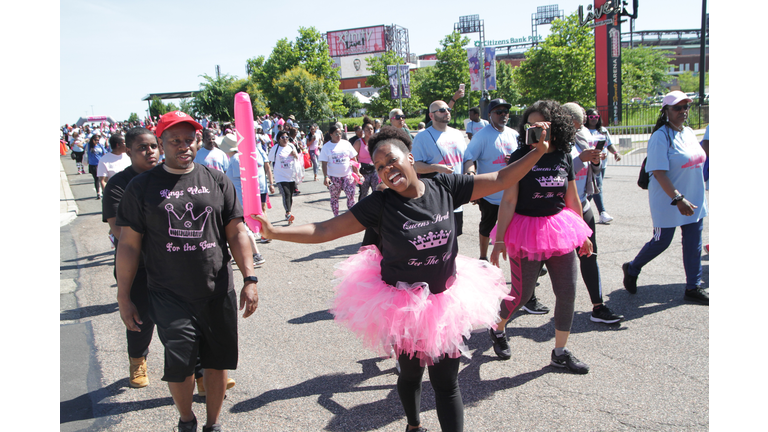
[
  {"xmin": 494, "ymin": 241, "xmax": 505, "ymax": 245},
  {"xmin": 243, "ymin": 275, "xmax": 258, "ymax": 284}
]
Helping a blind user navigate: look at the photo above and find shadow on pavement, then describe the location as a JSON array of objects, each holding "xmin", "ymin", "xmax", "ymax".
[
  {"xmin": 61, "ymin": 302, "xmax": 119, "ymax": 321},
  {"xmin": 291, "ymin": 244, "xmax": 360, "ymax": 262},
  {"xmin": 61, "ymin": 251, "xmax": 113, "ymax": 271},
  {"xmin": 287, "ymin": 309, "xmax": 334, "ymax": 324},
  {"xmin": 60, "ymin": 379, "xmax": 175, "ymax": 426},
  {"xmin": 230, "ymin": 351, "xmax": 553, "ymax": 431}
]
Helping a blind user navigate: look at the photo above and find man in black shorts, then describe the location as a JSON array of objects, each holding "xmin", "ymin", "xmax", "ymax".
[{"xmin": 116, "ymin": 111, "xmax": 260, "ymax": 432}]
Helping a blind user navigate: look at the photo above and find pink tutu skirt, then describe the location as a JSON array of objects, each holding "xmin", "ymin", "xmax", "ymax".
[
  {"xmin": 490, "ymin": 207, "xmax": 592, "ymax": 262},
  {"xmin": 330, "ymin": 245, "xmax": 512, "ymax": 366}
]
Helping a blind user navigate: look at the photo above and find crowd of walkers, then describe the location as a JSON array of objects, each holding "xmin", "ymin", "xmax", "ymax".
[{"xmin": 63, "ymin": 89, "xmax": 707, "ymax": 432}]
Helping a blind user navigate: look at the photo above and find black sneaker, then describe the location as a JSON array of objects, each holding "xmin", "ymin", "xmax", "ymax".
[
  {"xmin": 551, "ymin": 348, "xmax": 590, "ymax": 374},
  {"xmin": 522, "ymin": 296, "xmax": 550, "ymax": 314},
  {"xmin": 538, "ymin": 266, "xmax": 548, "ymax": 277},
  {"xmin": 622, "ymin": 262, "xmax": 638, "ymax": 294},
  {"xmin": 488, "ymin": 328, "xmax": 511, "ymax": 360},
  {"xmin": 684, "ymin": 287, "xmax": 709, "ymax": 305},
  {"xmin": 405, "ymin": 425, "xmax": 428, "ymax": 432},
  {"xmin": 590, "ymin": 304, "xmax": 624, "ymax": 324},
  {"xmin": 203, "ymin": 424, "xmax": 222, "ymax": 432},
  {"xmin": 177, "ymin": 416, "xmax": 197, "ymax": 432}
]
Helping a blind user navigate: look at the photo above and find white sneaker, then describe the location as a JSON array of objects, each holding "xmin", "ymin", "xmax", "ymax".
[{"xmin": 599, "ymin": 212, "xmax": 613, "ymax": 224}]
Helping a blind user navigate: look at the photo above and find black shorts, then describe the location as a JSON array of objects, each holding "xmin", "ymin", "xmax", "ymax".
[
  {"xmin": 454, "ymin": 210, "xmax": 463, "ymax": 237},
  {"xmin": 148, "ymin": 289, "xmax": 238, "ymax": 382},
  {"xmin": 477, "ymin": 198, "xmax": 500, "ymax": 238}
]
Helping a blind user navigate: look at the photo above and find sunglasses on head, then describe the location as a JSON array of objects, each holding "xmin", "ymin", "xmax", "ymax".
[
  {"xmin": 670, "ymin": 105, "xmax": 690, "ymax": 112},
  {"xmin": 431, "ymin": 107, "xmax": 451, "ymax": 114}
]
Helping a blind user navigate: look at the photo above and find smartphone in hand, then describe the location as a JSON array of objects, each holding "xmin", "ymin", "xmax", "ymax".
[
  {"xmin": 526, "ymin": 126, "xmax": 543, "ymax": 145},
  {"xmin": 595, "ymin": 140, "xmax": 606, "ymax": 151}
]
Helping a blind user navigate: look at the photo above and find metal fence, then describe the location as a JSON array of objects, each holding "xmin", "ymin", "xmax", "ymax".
[{"xmin": 603, "ymin": 124, "xmax": 708, "ymax": 167}]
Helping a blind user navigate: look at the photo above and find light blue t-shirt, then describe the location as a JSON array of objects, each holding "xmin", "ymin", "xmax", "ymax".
[
  {"xmin": 645, "ymin": 125, "xmax": 708, "ymax": 228},
  {"xmin": 226, "ymin": 147, "xmax": 268, "ymax": 204},
  {"xmin": 412, "ymin": 126, "xmax": 468, "ymax": 212},
  {"xmin": 463, "ymin": 125, "xmax": 518, "ymax": 205},
  {"xmin": 195, "ymin": 146, "xmax": 230, "ymax": 172}
]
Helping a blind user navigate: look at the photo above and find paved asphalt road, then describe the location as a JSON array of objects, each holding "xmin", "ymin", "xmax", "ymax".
[{"xmin": 60, "ymin": 153, "xmax": 711, "ymax": 432}]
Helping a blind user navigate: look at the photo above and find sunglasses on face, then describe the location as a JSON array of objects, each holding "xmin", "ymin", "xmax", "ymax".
[
  {"xmin": 393, "ymin": 115, "xmax": 406, "ymax": 120},
  {"xmin": 431, "ymin": 107, "xmax": 451, "ymax": 114},
  {"xmin": 588, "ymin": 115, "xmax": 600, "ymax": 119},
  {"xmin": 670, "ymin": 105, "xmax": 690, "ymax": 112},
  {"xmin": 492, "ymin": 109, "xmax": 510, "ymax": 115}
]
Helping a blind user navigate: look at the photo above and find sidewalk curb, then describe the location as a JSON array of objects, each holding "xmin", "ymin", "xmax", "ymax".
[{"xmin": 60, "ymin": 158, "xmax": 79, "ymax": 226}]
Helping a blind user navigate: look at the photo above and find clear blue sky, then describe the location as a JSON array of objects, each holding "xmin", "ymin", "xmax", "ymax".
[{"xmin": 58, "ymin": 0, "xmax": 710, "ymax": 125}]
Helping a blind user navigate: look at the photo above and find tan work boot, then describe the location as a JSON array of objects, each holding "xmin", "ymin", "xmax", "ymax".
[
  {"xmin": 196, "ymin": 376, "xmax": 236, "ymax": 396},
  {"xmin": 129, "ymin": 357, "xmax": 149, "ymax": 388}
]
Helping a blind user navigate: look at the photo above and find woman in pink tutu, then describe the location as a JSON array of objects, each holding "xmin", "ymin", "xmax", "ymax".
[
  {"xmin": 489, "ymin": 100, "xmax": 594, "ymax": 374},
  {"xmin": 253, "ymin": 126, "xmax": 549, "ymax": 432}
]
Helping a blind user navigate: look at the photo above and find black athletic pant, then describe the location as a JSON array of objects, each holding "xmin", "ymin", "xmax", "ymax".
[
  {"xmin": 276, "ymin": 181, "xmax": 295, "ymax": 214},
  {"xmin": 577, "ymin": 206, "xmax": 603, "ymax": 305},
  {"xmin": 397, "ymin": 353, "xmax": 463, "ymax": 432}
]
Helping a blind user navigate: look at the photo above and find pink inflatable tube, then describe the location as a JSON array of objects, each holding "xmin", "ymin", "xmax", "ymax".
[{"xmin": 234, "ymin": 92, "xmax": 263, "ymax": 234}]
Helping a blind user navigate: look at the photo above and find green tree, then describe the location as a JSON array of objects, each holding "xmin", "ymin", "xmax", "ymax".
[
  {"xmin": 193, "ymin": 74, "xmax": 247, "ymax": 122},
  {"xmin": 250, "ymin": 27, "xmax": 343, "ymax": 120},
  {"xmin": 676, "ymin": 70, "xmax": 708, "ymax": 94},
  {"xmin": 621, "ymin": 45, "xmax": 674, "ymax": 100},
  {"xmin": 149, "ymin": 97, "xmax": 169, "ymax": 119},
  {"xmin": 513, "ymin": 13, "xmax": 595, "ymax": 106},
  {"xmin": 127, "ymin": 112, "xmax": 139, "ymax": 123},
  {"xmin": 487, "ymin": 60, "xmax": 521, "ymax": 107},
  {"xmin": 341, "ymin": 92, "xmax": 364, "ymax": 118},
  {"xmin": 416, "ymin": 32, "xmax": 472, "ymax": 116},
  {"xmin": 365, "ymin": 51, "xmax": 424, "ymax": 118},
  {"xmin": 271, "ymin": 67, "xmax": 333, "ymax": 121}
]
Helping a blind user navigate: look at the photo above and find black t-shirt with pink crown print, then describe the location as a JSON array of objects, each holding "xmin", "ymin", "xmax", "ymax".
[
  {"xmin": 508, "ymin": 149, "xmax": 575, "ymax": 217},
  {"xmin": 117, "ymin": 164, "xmax": 243, "ymax": 301},
  {"xmin": 350, "ymin": 173, "xmax": 474, "ymax": 294}
]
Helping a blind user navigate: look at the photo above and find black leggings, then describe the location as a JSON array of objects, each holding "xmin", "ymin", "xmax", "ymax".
[
  {"xmin": 276, "ymin": 181, "xmax": 295, "ymax": 214},
  {"xmin": 577, "ymin": 206, "xmax": 603, "ymax": 305},
  {"xmin": 88, "ymin": 164, "xmax": 101, "ymax": 194},
  {"xmin": 397, "ymin": 353, "xmax": 463, "ymax": 432}
]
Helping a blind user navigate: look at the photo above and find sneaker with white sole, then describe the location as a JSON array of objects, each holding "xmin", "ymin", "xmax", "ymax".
[
  {"xmin": 551, "ymin": 348, "xmax": 589, "ymax": 374},
  {"xmin": 488, "ymin": 328, "xmax": 511, "ymax": 360},
  {"xmin": 253, "ymin": 253, "xmax": 265, "ymax": 267},
  {"xmin": 598, "ymin": 211, "xmax": 613, "ymax": 224},
  {"xmin": 522, "ymin": 296, "xmax": 550, "ymax": 314},
  {"xmin": 590, "ymin": 304, "xmax": 624, "ymax": 324}
]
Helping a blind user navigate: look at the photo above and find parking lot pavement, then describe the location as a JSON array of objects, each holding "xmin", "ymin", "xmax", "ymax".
[{"xmin": 60, "ymin": 155, "xmax": 711, "ymax": 431}]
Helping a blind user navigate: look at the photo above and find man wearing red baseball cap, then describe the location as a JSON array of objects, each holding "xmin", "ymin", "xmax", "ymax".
[{"xmin": 116, "ymin": 111, "xmax": 260, "ymax": 432}]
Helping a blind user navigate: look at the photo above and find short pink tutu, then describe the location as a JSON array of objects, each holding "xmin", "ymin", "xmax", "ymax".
[
  {"xmin": 490, "ymin": 207, "xmax": 592, "ymax": 262},
  {"xmin": 330, "ymin": 245, "xmax": 512, "ymax": 366}
]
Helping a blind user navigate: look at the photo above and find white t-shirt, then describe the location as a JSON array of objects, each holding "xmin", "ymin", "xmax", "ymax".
[
  {"xmin": 319, "ymin": 140, "xmax": 357, "ymax": 178},
  {"xmin": 268, "ymin": 144, "xmax": 298, "ymax": 183},
  {"xmin": 96, "ymin": 152, "xmax": 131, "ymax": 179}
]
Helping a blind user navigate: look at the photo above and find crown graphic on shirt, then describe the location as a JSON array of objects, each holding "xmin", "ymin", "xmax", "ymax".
[
  {"xmin": 165, "ymin": 202, "xmax": 213, "ymax": 238},
  {"xmin": 408, "ymin": 230, "xmax": 451, "ymax": 250},
  {"xmin": 536, "ymin": 175, "xmax": 566, "ymax": 187}
]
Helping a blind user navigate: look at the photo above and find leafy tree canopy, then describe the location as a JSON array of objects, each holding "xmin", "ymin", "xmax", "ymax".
[{"xmin": 621, "ymin": 45, "xmax": 674, "ymax": 100}]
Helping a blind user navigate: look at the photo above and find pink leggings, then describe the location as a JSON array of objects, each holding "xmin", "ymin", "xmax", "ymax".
[{"xmin": 329, "ymin": 175, "xmax": 356, "ymax": 216}]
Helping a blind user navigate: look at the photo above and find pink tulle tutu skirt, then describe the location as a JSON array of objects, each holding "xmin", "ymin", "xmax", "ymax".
[
  {"xmin": 330, "ymin": 245, "xmax": 512, "ymax": 366},
  {"xmin": 490, "ymin": 207, "xmax": 592, "ymax": 261}
]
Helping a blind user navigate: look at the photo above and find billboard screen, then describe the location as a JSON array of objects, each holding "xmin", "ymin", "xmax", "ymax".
[
  {"xmin": 331, "ymin": 54, "xmax": 381, "ymax": 79},
  {"xmin": 327, "ymin": 25, "xmax": 386, "ymax": 57}
]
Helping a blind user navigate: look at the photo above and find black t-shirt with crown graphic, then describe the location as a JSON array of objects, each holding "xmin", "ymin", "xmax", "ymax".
[
  {"xmin": 509, "ymin": 149, "xmax": 574, "ymax": 217},
  {"xmin": 350, "ymin": 174, "xmax": 474, "ymax": 294},
  {"xmin": 116, "ymin": 163, "xmax": 243, "ymax": 301}
]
